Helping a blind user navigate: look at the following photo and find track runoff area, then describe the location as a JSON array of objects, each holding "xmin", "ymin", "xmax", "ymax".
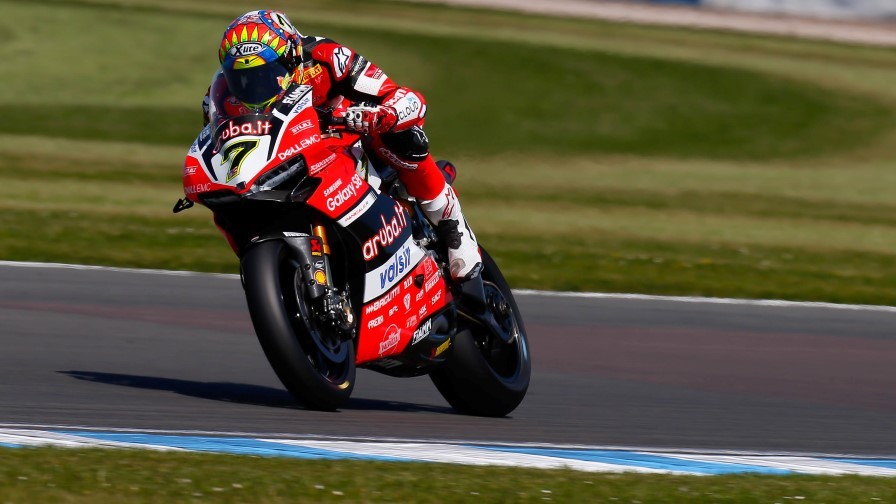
[{"xmin": 2, "ymin": 261, "xmax": 896, "ymax": 476}]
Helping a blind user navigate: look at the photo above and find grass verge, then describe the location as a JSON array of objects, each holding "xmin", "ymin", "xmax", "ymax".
[{"xmin": 1, "ymin": 447, "xmax": 895, "ymax": 503}]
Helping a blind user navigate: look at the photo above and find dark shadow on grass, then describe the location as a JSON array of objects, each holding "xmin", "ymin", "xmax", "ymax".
[{"xmin": 59, "ymin": 370, "xmax": 454, "ymax": 414}]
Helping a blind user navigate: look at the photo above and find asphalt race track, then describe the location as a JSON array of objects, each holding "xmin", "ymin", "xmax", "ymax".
[{"xmin": 1, "ymin": 263, "xmax": 894, "ymax": 456}]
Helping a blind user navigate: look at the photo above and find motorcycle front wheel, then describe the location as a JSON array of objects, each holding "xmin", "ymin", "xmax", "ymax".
[
  {"xmin": 241, "ymin": 240, "xmax": 355, "ymax": 411},
  {"xmin": 429, "ymin": 248, "xmax": 531, "ymax": 417}
]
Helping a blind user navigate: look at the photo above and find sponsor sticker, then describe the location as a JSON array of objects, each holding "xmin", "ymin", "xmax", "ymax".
[
  {"xmin": 425, "ymin": 274, "xmax": 440, "ymax": 292},
  {"xmin": 184, "ymin": 183, "xmax": 211, "ymax": 195},
  {"xmin": 314, "ymin": 270, "xmax": 328, "ymax": 286},
  {"xmin": 278, "ymin": 135, "xmax": 322, "ymax": 161},
  {"xmin": 362, "ymin": 236, "xmax": 424, "ymax": 301},
  {"xmin": 403, "ymin": 294, "xmax": 411, "ymax": 311},
  {"xmin": 326, "ymin": 174, "xmax": 364, "ymax": 212},
  {"xmin": 367, "ymin": 315, "xmax": 384, "ymax": 329},
  {"xmin": 282, "ymin": 87, "xmax": 308, "ymax": 106},
  {"xmin": 302, "ymin": 64, "xmax": 324, "ymax": 83},
  {"xmin": 198, "ymin": 124, "xmax": 211, "ymax": 144},
  {"xmin": 432, "ymin": 339, "xmax": 451, "ymax": 357},
  {"xmin": 378, "ymin": 246, "xmax": 413, "ymax": 290},
  {"xmin": 301, "ymin": 135, "xmax": 321, "ymax": 149},
  {"xmin": 396, "ymin": 95, "xmax": 420, "ymax": 123},
  {"xmin": 220, "ymin": 120, "xmax": 271, "ymax": 141},
  {"xmin": 337, "ymin": 192, "xmax": 376, "ymax": 227},
  {"xmin": 377, "ymin": 147, "xmax": 418, "ymax": 170},
  {"xmin": 378, "ymin": 324, "xmax": 401, "ymax": 354},
  {"xmin": 365, "ymin": 287, "xmax": 399, "ymax": 315},
  {"xmin": 411, "ymin": 318, "xmax": 432, "ymax": 345},
  {"xmin": 309, "ymin": 153, "xmax": 337, "ymax": 174},
  {"xmin": 323, "ymin": 179, "xmax": 343, "ymax": 197},
  {"xmin": 350, "ymin": 56, "xmax": 367, "ymax": 76},
  {"xmin": 364, "ymin": 64, "xmax": 384, "ymax": 80},
  {"xmin": 362, "ymin": 203, "xmax": 408, "ymax": 260},
  {"xmin": 229, "ymin": 42, "xmax": 265, "ymax": 57},
  {"xmin": 384, "ymin": 89, "xmax": 407, "ymax": 108},
  {"xmin": 289, "ymin": 119, "xmax": 315, "ymax": 135},
  {"xmin": 310, "ymin": 238, "xmax": 323, "ymax": 257}
]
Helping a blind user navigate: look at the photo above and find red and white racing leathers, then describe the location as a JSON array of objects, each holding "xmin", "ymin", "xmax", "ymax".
[{"xmin": 204, "ymin": 36, "xmax": 481, "ymax": 280}]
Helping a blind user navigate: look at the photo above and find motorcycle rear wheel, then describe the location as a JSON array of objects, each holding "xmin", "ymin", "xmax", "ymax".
[
  {"xmin": 430, "ymin": 248, "xmax": 531, "ymax": 417},
  {"xmin": 242, "ymin": 240, "xmax": 355, "ymax": 411}
]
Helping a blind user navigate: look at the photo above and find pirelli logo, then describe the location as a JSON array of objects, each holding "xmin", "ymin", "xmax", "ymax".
[{"xmin": 302, "ymin": 64, "xmax": 324, "ymax": 83}]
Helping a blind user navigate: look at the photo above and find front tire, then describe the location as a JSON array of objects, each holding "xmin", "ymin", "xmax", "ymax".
[
  {"xmin": 430, "ymin": 249, "xmax": 531, "ymax": 416},
  {"xmin": 242, "ymin": 240, "xmax": 355, "ymax": 411}
]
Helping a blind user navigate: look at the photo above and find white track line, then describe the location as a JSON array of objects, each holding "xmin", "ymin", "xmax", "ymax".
[
  {"xmin": 2, "ymin": 425, "xmax": 894, "ymax": 475},
  {"xmin": 0, "ymin": 422, "xmax": 855, "ymax": 458}
]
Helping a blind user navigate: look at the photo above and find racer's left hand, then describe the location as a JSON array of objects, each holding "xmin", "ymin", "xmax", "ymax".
[{"xmin": 344, "ymin": 104, "xmax": 397, "ymax": 134}]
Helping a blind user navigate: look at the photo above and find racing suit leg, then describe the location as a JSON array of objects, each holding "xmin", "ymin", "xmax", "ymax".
[{"xmin": 376, "ymin": 127, "xmax": 482, "ymax": 281}]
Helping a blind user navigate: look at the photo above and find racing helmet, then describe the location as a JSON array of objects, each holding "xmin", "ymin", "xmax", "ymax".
[{"xmin": 218, "ymin": 10, "xmax": 302, "ymax": 111}]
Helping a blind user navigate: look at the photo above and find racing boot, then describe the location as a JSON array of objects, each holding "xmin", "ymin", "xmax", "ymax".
[{"xmin": 420, "ymin": 183, "xmax": 482, "ymax": 281}]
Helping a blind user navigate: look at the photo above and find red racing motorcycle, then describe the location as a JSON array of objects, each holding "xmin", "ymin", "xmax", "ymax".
[{"xmin": 175, "ymin": 80, "xmax": 530, "ymax": 416}]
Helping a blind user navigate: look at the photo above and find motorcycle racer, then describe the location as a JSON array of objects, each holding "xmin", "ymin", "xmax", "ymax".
[{"xmin": 203, "ymin": 9, "xmax": 482, "ymax": 281}]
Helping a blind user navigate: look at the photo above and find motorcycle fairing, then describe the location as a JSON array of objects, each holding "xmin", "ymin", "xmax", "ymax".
[
  {"xmin": 183, "ymin": 84, "xmax": 324, "ymax": 202},
  {"xmin": 303, "ymin": 157, "xmax": 372, "ymax": 222},
  {"xmin": 299, "ymin": 161, "xmax": 453, "ymax": 364},
  {"xmin": 182, "ymin": 80, "xmax": 454, "ymax": 366},
  {"xmin": 355, "ymin": 251, "xmax": 451, "ymax": 363}
]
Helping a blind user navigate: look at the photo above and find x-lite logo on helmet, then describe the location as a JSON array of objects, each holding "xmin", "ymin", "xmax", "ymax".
[{"xmin": 228, "ymin": 42, "xmax": 265, "ymax": 57}]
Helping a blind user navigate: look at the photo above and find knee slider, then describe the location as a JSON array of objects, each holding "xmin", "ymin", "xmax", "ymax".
[{"xmin": 380, "ymin": 127, "xmax": 429, "ymax": 161}]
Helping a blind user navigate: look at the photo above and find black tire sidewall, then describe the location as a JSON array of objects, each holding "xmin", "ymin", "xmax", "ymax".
[
  {"xmin": 242, "ymin": 240, "xmax": 355, "ymax": 410},
  {"xmin": 431, "ymin": 248, "xmax": 531, "ymax": 416}
]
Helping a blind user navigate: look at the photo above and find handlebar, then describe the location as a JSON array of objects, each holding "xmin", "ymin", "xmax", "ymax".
[
  {"xmin": 324, "ymin": 114, "xmax": 346, "ymax": 128},
  {"xmin": 316, "ymin": 107, "xmax": 349, "ymax": 135}
]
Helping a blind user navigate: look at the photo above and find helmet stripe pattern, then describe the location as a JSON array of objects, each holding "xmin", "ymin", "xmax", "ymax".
[{"xmin": 218, "ymin": 10, "xmax": 300, "ymax": 64}]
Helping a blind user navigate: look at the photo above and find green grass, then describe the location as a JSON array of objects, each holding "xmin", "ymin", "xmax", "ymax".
[
  {"xmin": 3, "ymin": 0, "xmax": 896, "ymax": 304},
  {"xmin": 1, "ymin": 447, "xmax": 895, "ymax": 503}
]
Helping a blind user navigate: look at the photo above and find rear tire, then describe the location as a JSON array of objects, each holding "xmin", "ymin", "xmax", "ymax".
[
  {"xmin": 242, "ymin": 240, "xmax": 355, "ymax": 411},
  {"xmin": 430, "ymin": 249, "xmax": 531, "ymax": 416}
]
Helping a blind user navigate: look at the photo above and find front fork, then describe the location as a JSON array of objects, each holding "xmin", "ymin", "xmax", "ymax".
[
  {"xmin": 247, "ymin": 221, "xmax": 355, "ymax": 340},
  {"xmin": 310, "ymin": 220, "xmax": 355, "ymax": 338}
]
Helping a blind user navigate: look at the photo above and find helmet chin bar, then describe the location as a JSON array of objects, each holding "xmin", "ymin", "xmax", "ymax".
[{"xmin": 241, "ymin": 96, "xmax": 278, "ymax": 113}]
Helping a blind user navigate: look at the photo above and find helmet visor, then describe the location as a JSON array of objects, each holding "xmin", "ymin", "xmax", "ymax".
[{"xmin": 222, "ymin": 59, "xmax": 292, "ymax": 110}]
